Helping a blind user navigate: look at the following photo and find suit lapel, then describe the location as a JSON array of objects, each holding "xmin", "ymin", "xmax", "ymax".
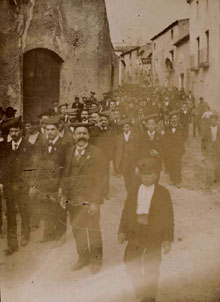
[{"xmin": 78, "ymin": 145, "xmax": 93, "ymax": 170}]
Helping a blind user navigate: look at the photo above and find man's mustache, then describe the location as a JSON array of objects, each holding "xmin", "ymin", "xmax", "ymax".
[{"xmin": 77, "ymin": 137, "xmax": 88, "ymax": 142}]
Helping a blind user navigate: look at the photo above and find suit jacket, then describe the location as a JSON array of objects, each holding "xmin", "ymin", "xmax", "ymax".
[
  {"xmin": 179, "ymin": 110, "xmax": 192, "ymax": 126},
  {"xmin": 91, "ymin": 127, "xmax": 115, "ymax": 161},
  {"xmin": 118, "ymin": 180, "xmax": 174, "ymax": 247},
  {"xmin": 61, "ymin": 143, "xmax": 105, "ymax": 204},
  {"xmin": 201, "ymin": 125, "xmax": 220, "ymax": 158},
  {"xmin": 3, "ymin": 138, "xmax": 33, "ymax": 189},
  {"xmin": 163, "ymin": 125, "xmax": 185, "ymax": 157},
  {"xmin": 137, "ymin": 131, "xmax": 162, "ymax": 161},
  {"xmin": 32, "ymin": 137, "xmax": 69, "ymax": 194},
  {"xmin": 115, "ymin": 132, "xmax": 138, "ymax": 170}
]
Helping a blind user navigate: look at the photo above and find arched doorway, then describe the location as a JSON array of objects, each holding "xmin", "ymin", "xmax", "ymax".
[{"xmin": 23, "ymin": 48, "xmax": 63, "ymax": 121}]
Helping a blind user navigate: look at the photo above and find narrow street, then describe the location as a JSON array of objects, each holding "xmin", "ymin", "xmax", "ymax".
[{"xmin": 1, "ymin": 132, "xmax": 220, "ymax": 302}]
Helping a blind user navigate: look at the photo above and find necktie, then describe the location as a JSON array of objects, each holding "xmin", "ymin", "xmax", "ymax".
[
  {"xmin": 75, "ymin": 149, "xmax": 83, "ymax": 162},
  {"xmin": 48, "ymin": 141, "xmax": 53, "ymax": 153},
  {"xmin": 14, "ymin": 143, "xmax": 18, "ymax": 151}
]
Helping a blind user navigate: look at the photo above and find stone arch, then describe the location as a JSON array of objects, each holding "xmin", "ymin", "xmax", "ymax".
[{"xmin": 23, "ymin": 48, "xmax": 63, "ymax": 121}]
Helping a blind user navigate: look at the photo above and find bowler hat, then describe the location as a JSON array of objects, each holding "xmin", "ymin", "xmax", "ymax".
[
  {"xmin": 145, "ymin": 113, "xmax": 159, "ymax": 122},
  {"xmin": 118, "ymin": 118, "xmax": 132, "ymax": 126},
  {"xmin": 2, "ymin": 116, "xmax": 23, "ymax": 130}
]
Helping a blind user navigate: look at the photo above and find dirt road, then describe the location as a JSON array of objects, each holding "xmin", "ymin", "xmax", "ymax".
[{"xmin": 1, "ymin": 136, "xmax": 220, "ymax": 302}]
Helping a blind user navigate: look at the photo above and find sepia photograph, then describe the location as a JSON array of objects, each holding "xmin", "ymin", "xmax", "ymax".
[{"xmin": 0, "ymin": 0, "xmax": 220, "ymax": 301}]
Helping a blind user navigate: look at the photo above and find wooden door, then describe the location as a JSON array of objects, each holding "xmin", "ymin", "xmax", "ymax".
[{"xmin": 23, "ymin": 48, "xmax": 62, "ymax": 121}]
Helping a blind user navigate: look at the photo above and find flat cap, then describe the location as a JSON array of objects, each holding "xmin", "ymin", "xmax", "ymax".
[
  {"xmin": 118, "ymin": 118, "xmax": 132, "ymax": 126},
  {"xmin": 65, "ymin": 108, "xmax": 78, "ymax": 114},
  {"xmin": 137, "ymin": 157, "xmax": 161, "ymax": 174},
  {"xmin": 99, "ymin": 111, "xmax": 110, "ymax": 118},
  {"xmin": 145, "ymin": 113, "xmax": 159, "ymax": 122},
  {"xmin": 70, "ymin": 123, "xmax": 93, "ymax": 130},
  {"xmin": 44, "ymin": 116, "xmax": 60, "ymax": 126}
]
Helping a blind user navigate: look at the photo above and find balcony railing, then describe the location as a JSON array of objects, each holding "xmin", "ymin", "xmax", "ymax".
[
  {"xmin": 190, "ymin": 55, "xmax": 199, "ymax": 72},
  {"xmin": 199, "ymin": 48, "xmax": 209, "ymax": 68}
]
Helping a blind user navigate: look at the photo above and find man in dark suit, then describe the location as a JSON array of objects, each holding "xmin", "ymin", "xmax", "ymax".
[
  {"xmin": 163, "ymin": 111, "xmax": 185, "ymax": 187},
  {"xmin": 115, "ymin": 119, "xmax": 138, "ymax": 192},
  {"xmin": 72, "ymin": 97, "xmax": 84, "ymax": 121},
  {"xmin": 91, "ymin": 113, "xmax": 115, "ymax": 199},
  {"xmin": 179, "ymin": 103, "xmax": 191, "ymax": 139},
  {"xmin": 137, "ymin": 114, "xmax": 162, "ymax": 163},
  {"xmin": 60, "ymin": 124, "xmax": 105, "ymax": 274},
  {"xmin": 30, "ymin": 116, "xmax": 69, "ymax": 242},
  {"xmin": 201, "ymin": 113, "xmax": 220, "ymax": 191},
  {"xmin": 2, "ymin": 117, "xmax": 33, "ymax": 254},
  {"xmin": 118, "ymin": 158, "xmax": 174, "ymax": 302}
]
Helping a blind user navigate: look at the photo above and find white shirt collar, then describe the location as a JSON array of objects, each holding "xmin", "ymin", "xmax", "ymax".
[
  {"xmin": 147, "ymin": 130, "xmax": 155, "ymax": 138},
  {"xmin": 28, "ymin": 132, "xmax": 39, "ymax": 145},
  {"xmin": 136, "ymin": 184, "xmax": 155, "ymax": 215},
  {"xmin": 124, "ymin": 131, "xmax": 131, "ymax": 142},
  {"xmin": 75, "ymin": 143, "xmax": 88, "ymax": 156},
  {"xmin": 49, "ymin": 135, "xmax": 60, "ymax": 145}
]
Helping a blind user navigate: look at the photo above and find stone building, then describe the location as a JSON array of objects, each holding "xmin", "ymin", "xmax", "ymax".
[
  {"xmin": 0, "ymin": 0, "xmax": 118, "ymax": 120},
  {"xmin": 114, "ymin": 43, "xmax": 152, "ymax": 86},
  {"xmin": 151, "ymin": 19, "xmax": 190, "ymax": 91},
  {"xmin": 187, "ymin": 0, "xmax": 220, "ymax": 111}
]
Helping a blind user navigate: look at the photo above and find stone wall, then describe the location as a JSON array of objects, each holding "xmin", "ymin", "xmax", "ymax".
[{"xmin": 0, "ymin": 0, "xmax": 118, "ymax": 115}]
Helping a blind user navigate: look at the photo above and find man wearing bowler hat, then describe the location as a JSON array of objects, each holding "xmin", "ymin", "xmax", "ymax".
[
  {"xmin": 2, "ymin": 117, "xmax": 33, "ymax": 254},
  {"xmin": 118, "ymin": 157, "xmax": 174, "ymax": 302},
  {"xmin": 30, "ymin": 116, "xmax": 69, "ymax": 242},
  {"xmin": 60, "ymin": 123, "xmax": 105, "ymax": 274},
  {"xmin": 163, "ymin": 110, "xmax": 185, "ymax": 188},
  {"xmin": 115, "ymin": 118, "xmax": 138, "ymax": 192}
]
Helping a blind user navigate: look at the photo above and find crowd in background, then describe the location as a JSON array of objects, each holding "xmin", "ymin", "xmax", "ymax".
[{"xmin": 0, "ymin": 85, "xmax": 219, "ymax": 301}]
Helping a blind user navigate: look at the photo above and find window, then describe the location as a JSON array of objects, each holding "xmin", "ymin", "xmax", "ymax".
[
  {"xmin": 154, "ymin": 43, "xmax": 156, "ymax": 50},
  {"xmin": 196, "ymin": 37, "xmax": 200, "ymax": 65},
  {"xmin": 206, "ymin": 0, "xmax": 209, "ymax": 10},
  {"xmin": 171, "ymin": 29, "xmax": 174, "ymax": 40},
  {"xmin": 205, "ymin": 30, "xmax": 209, "ymax": 62}
]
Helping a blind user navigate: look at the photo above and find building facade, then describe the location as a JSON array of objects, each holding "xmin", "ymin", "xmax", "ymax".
[
  {"xmin": 151, "ymin": 19, "xmax": 190, "ymax": 92},
  {"xmin": 187, "ymin": 0, "xmax": 220, "ymax": 111},
  {"xmin": 0, "ymin": 0, "xmax": 118, "ymax": 120},
  {"xmin": 114, "ymin": 44, "xmax": 152, "ymax": 86}
]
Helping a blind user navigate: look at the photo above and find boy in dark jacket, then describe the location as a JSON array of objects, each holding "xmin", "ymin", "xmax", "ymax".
[{"xmin": 118, "ymin": 157, "xmax": 174, "ymax": 302}]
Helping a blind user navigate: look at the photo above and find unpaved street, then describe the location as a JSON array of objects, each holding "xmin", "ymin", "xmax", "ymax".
[{"xmin": 1, "ymin": 136, "xmax": 220, "ymax": 302}]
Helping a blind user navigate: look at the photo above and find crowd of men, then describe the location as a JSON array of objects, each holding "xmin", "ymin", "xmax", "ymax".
[{"xmin": 0, "ymin": 85, "xmax": 219, "ymax": 302}]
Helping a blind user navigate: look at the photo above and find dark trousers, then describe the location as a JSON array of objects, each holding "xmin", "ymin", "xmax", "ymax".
[
  {"xmin": 36, "ymin": 196, "xmax": 67, "ymax": 241},
  {"xmin": 121, "ymin": 164, "xmax": 135, "ymax": 193},
  {"xmin": 167, "ymin": 154, "xmax": 182, "ymax": 184},
  {"xmin": 198, "ymin": 118, "xmax": 203, "ymax": 136},
  {"xmin": 5, "ymin": 187, "xmax": 30, "ymax": 250},
  {"xmin": 69, "ymin": 205, "xmax": 102, "ymax": 264},
  {"xmin": 103, "ymin": 160, "xmax": 110, "ymax": 196},
  {"xmin": 124, "ymin": 238, "xmax": 161, "ymax": 301},
  {"xmin": 192, "ymin": 116, "xmax": 198, "ymax": 138}
]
